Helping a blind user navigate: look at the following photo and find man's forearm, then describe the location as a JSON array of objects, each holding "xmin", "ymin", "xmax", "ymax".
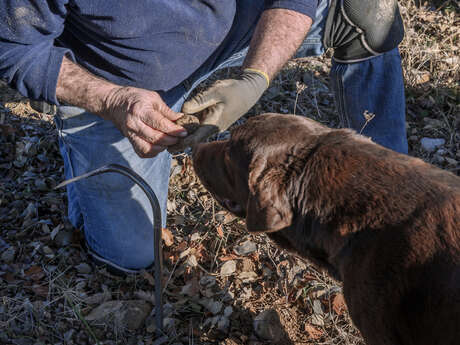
[
  {"xmin": 243, "ymin": 9, "xmax": 313, "ymax": 81},
  {"xmin": 55, "ymin": 56, "xmax": 119, "ymax": 117}
]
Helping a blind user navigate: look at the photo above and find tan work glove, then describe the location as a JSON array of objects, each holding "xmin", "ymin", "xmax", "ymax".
[{"xmin": 168, "ymin": 68, "xmax": 269, "ymax": 153}]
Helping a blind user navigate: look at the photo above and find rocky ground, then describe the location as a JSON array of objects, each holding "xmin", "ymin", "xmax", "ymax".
[{"xmin": 1, "ymin": 1, "xmax": 458, "ymax": 344}]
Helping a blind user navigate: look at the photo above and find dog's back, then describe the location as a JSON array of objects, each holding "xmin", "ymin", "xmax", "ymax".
[{"xmin": 305, "ymin": 130, "xmax": 460, "ymax": 345}]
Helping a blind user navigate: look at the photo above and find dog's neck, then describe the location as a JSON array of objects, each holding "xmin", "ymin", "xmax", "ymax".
[{"xmin": 281, "ymin": 130, "xmax": 421, "ymax": 279}]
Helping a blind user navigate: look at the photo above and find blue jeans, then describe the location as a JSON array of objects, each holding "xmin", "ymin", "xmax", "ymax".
[{"xmin": 56, "ymin": 0, "xmax": 408, "ymax": 271}]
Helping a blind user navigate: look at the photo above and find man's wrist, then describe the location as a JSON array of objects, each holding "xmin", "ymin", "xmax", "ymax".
[
  {"xmin": 243, "ymin": 68, "xmax": 270, "ymax": 87},
  {"xmin": 242, "ymin": 9, "xmax": 312, "ymax": 81},
  {"xmin": 56, "ymin": 55, "xmax": 121, "ymax": 118}
]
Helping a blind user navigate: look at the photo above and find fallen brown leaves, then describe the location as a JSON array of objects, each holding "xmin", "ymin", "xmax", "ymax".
[{"xmin": 1, "ymin": 1, "xmax": 458, "ymax": 344}]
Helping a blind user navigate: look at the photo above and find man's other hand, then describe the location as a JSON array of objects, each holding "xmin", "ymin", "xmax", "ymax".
[
  {"xmin": 103, "ymin": 86, "xmax": 188, "ymax": 158},
  {"xmin": 179, "ymin": 69, "xmax": 269, "ymax": 148}
]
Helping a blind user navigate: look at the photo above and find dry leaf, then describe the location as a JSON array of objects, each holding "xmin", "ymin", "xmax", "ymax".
[
  {"xmin": 305, "ymin": 324, "xmax": 323, "ymax": 340},
  {"xmin": 332, "ymin": 293, "xmax": 347, "ymax": 315},
  {"xmin": 216, "ymin": 225, "xmax": 224, "ymax": 238},
  {"xmin": 219, "ymin": 254, "xmax": 238, "ymax": 262},
  {"xmin": 162, "ymin": 228, "xmax": 174, "ymax": 247},
  {"xmin": 25, "ymin": 265, "xmax": 45, "ymax": 281}
]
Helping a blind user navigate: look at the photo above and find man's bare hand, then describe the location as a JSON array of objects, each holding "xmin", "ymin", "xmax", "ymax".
[
  {"xmin": 56, "ymin": 56, "xmax": 187, "ymax": 158},
  {"xmin": 101, "ymin": 86, "xmax": 187, "ymax": 157}
]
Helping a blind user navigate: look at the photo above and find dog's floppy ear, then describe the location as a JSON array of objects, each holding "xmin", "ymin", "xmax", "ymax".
[{"xmin": 245, "ymin": 159, "xmax": 293, "ymax": 232}]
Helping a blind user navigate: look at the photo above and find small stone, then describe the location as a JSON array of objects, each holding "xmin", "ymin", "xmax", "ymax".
[
  {"xmin": 75, "ymin": 263, "xmax": 92, "ymax": 274},
  {"xmin": 312, "ymin": 300, "xmax": 324, "ymax": 315},
  {"xmin": 233, "ymin": 240, "xmax": 257, "ymax": 256},
  {"xmin": 420, "ymin": 138, "xmax": 445, "ymax": 153},
  {"xmin": 253, "ymin": 309, "xmax": 283, "ymax": 341},
  {"xmin": 1, "ymin": 247, "xmax": 16, "ymax": 263},
  {"xmin": 86, "ymin": 300, "xmax": 152, "ymax": 331},
  {"xmin": 220, "ymin": 260, "xmax": 236, "ymax": 276}
]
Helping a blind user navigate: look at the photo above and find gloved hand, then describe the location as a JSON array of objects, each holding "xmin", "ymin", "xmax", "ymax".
[{"xmin": 168, "ymin": 68, "xmax": 269, "ymax": 153}]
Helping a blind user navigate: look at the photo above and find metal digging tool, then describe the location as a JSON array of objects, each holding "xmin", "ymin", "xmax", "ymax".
[{"xmin": 55, "ymin": 164, "xmax": 164, "ymax": 335}]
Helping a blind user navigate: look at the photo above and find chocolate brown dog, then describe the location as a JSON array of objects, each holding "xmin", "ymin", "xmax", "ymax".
[{"xmin": 192, "ymin": 113, "xmax": 460, "ymax": 345}]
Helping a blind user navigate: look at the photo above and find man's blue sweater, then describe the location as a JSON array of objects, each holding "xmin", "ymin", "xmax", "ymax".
[{"xmin": 0, "ymin": 1, "xmax": 317, "ymax": 105}]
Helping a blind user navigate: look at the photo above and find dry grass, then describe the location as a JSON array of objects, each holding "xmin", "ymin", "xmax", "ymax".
[{"xmin": 0, "ymin": 1, "xmax": 458, "ymax": 344}]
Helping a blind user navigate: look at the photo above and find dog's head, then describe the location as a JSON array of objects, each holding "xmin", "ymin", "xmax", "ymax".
[{"xmin": 192, "ymin": 113, "xmax": 331, "ymax": 233}]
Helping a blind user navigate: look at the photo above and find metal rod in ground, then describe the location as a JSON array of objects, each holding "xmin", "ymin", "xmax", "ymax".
[{"xmin": 55, "ymin": 164, "xmax": 164, "ymax": 335}]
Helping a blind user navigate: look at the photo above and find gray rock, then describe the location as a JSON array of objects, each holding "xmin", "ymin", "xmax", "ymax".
[
  {"xmin": 253, "ymin": 309, "xmax": 283, "ymax": 341},
  {"xmin": 234, "ymin": 240, "xmax": 257, "ymax": 256},
  {"xmin": 420, "ymin": 138, "xmax": 445, "ymax": 152},
  {"xmin": 220, "ymin": 260, "xmax": 236, "ymax": 276},
  {"xmin": 312, "ymin": 300, "xmax": 324, "ymax": 315},
  {"xmin": 86, "ymin": 300, "xmax": 152, "ymax": 330}
]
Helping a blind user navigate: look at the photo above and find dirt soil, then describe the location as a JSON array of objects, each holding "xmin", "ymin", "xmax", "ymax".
[{"xmin": 1, "ymin": 1, "xmax": 458, "ymax": 344}]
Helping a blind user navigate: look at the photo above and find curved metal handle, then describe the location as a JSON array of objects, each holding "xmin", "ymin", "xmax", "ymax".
[{"xmin": 55, "ymin": 164, "xmax": 164, "ymax": 335}]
